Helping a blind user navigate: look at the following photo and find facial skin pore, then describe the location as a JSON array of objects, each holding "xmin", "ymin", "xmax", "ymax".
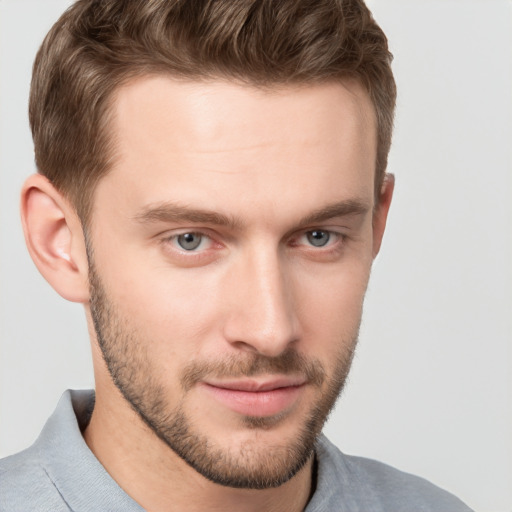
[{"xmin": 24, "ymin": 77, "xmax": 393, "ymax": 512}]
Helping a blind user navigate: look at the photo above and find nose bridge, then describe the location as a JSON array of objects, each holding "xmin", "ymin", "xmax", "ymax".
[{"xmin": 224, "ymin": 243, "xmax": 299, "ymax": 356}]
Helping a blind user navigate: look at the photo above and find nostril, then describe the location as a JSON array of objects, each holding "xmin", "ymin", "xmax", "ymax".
[{"xmin": 231, "ymin": 340, "xmax": 260, "ymax": 353}]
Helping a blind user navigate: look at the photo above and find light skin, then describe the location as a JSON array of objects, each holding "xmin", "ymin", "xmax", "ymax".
[{"xmin": 21, "ymin": 77, "xmax": 393, "ymax": 512}]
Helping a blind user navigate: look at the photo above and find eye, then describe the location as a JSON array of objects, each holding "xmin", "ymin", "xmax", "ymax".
[
  {"xmin": 174, "ymin": 232, "xmax": 207, "ymax": 251},
  {"xmin": 160, "ymin": 230, "xmax": 221, "ymax": 265},
  {"xmin": 305, "ymin": 230, "xmax": 332, "ymax": 247}
]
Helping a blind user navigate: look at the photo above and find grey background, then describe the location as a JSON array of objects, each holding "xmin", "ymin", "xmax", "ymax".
[{"xmin": 1, "ymin": 1, "xmax": 511, "ymax": 510}]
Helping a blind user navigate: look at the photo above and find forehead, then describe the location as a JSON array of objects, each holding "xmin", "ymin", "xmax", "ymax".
[
  {"xmin": 111, "ymin": 76, "xmax": 375, "ymax": 155},
  {"xmin": 93, "ymin": 77, "xmax": 377, "ymax": 225}
]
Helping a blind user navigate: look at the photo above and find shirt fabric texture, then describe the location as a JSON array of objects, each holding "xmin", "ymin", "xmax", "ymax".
[{"xmin": 0, "ymin": 390, "xmax": 473, "ymax": 511}]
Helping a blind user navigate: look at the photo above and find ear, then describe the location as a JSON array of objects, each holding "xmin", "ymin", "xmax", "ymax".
[
  {"xmin": 372, "ymin": 173, "xmax": 395, "ymax": 258},
  {"xmin": 20, "ymin": 174, "xmax": 90, "ymax": 303}
]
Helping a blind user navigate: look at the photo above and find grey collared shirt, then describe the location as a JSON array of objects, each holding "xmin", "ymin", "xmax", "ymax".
[{"xmin": 0, "ymin": 390, "xmax": 473, "ymax": 511}]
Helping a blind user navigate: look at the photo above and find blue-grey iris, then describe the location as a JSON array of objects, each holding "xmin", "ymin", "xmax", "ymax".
[
  {"xmin": 177, "ymin": 233, "xmax": 202, "ymax": 250},
  {"xmin": 307, "ymin": 230, "xmax": 330, "ymax": 247}
]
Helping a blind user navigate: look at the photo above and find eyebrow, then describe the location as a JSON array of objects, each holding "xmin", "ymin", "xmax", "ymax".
[
  {"xmin": 297, "ymin": 199, "xmax": 370, "ymax": 226},
  {"xmin": 133, "ymin": 198, "xmax": 370, "ymax": 230},
  {"xmin": 133, "ymin": 202, "xmax": 243, "ymax": 230}
]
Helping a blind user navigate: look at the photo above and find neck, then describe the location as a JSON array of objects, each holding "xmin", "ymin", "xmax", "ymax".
[{"xmin": 83, "ymin": 385, "xmax": 314, "ymax": 512}]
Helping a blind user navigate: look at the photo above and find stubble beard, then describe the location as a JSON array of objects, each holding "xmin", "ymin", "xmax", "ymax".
[{"xmin": 88, "ymin": 259, "xmax": 358, "ymax": 489}]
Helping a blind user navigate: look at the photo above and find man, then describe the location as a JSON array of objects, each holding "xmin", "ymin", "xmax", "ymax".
[{"xmin": 0, "ymin": 1, "xmax": 473, "ymax": 510}]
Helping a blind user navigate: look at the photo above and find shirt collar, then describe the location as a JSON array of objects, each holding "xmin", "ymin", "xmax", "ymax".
[{"xmin": 37, "ymin": 389, "xmax": 144, "ymax": 511}]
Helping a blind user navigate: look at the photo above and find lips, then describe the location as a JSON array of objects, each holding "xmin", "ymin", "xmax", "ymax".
[{"xmin": 200, "ymin": 377, "xmax": 306, "ymax": 417}]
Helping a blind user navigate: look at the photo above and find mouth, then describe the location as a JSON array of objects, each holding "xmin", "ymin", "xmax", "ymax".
[{"xmin": 200, "ymin": 377, "xmax": 307, "ymax": 417}]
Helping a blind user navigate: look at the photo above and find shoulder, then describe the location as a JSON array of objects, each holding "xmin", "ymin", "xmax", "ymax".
[
  {"xmin": 309, "ymin": 435, "xmax": 474, "ymax": 512},
  {"xmin": 0, "ymin": 445, "xmax": 70, "ymax": 512}
]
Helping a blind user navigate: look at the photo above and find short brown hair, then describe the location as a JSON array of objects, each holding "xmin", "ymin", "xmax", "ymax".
[{"xmin": 30, "ymin": 0, "xmax": 396, "ymax": 223}]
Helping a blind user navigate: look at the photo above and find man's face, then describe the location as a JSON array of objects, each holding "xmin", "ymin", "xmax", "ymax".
[{"xmin": 86, "ymin": 78, "xmax": 380, "ymax": 488}]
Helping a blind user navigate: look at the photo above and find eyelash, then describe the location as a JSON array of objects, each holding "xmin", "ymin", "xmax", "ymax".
[
  {"xmin": 294, "ymin": 230, "xmax": 343, "ymax": 250},
  {"xmin": 160, "ymin": 229, "xmax": 346, "ymax": 256},
  {"xmin": 160, "ymin": 231, "xmax": 217, "ymax": 259},
  {"xmin": 167, "ymin": 232, "xmax": 212, "ymax": 251}
]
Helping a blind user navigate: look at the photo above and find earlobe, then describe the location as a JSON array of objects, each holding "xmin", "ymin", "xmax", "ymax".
[
  {"xmin": 21, "ymin": 174, "xmax": 90, "ymax": 303},
  {"xmin": 372, "ymin": 173, "xmax": 395, "ymax": 258}
]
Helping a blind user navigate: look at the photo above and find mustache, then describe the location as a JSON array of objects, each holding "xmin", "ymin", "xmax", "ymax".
[{"xmin": 180, "ymin": 348, "xmax": 326, "ymax": 392}]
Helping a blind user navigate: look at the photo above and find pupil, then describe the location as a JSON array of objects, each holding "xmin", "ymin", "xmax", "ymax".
[
  {"xmin": 307, "ymin": 230, "xmax": 329, "ymax": 247},
  {"xmin": 178, "ymin": 233, "xmax": 201, "ymax": 250}
]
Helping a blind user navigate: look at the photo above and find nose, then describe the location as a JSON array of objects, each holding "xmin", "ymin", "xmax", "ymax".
[{"xmin": 222, "ymin": 247, "xmax": 300, "ymax": 357}]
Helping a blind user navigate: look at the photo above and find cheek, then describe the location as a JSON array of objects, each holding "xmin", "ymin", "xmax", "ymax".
[
  {"xmin": 298, "ymin": 244, "xmax": 372, "ymax": 300},
  {"xmin": 294, "ymin": 258, "xmax": 371, "ymax": 348},
  {"xmin": 101, "ymin": 255, "xmax": 227, "ymax": 358}
]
